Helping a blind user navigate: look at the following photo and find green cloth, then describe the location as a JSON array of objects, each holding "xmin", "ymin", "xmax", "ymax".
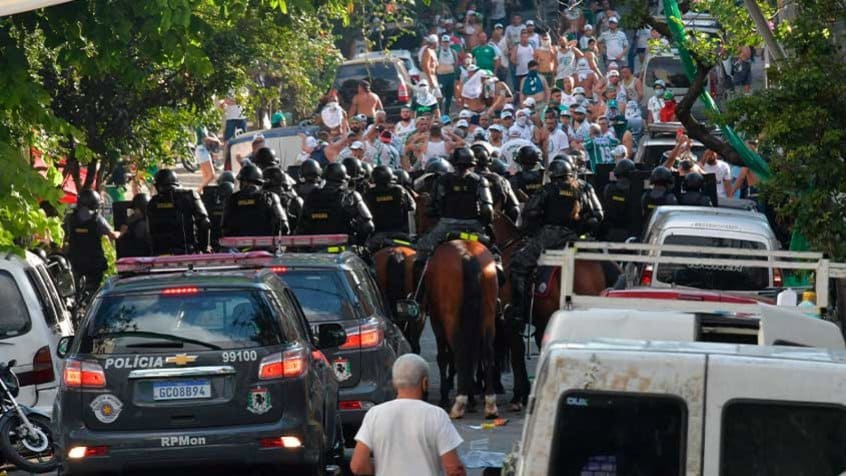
[
  {"xmin": 472, "ymin": 44, "xmax": 497, "ymax": 71},
  {"xmin": 584, "ymin": 136, "xmax": 620, "ymax": 172}
]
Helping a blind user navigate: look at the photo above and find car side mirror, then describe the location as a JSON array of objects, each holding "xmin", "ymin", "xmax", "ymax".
[
  {"xmin": 393, "ymin": 299, "xmax": 421, "ymax": 322},
  {"xmin": 7, "ymin": 359, "xmax": 16, "ymax": 368},
  {"xmin": 57, "ymin": 336, "xmax": 74, "ymax": 359},
  {"xmin": 317, "ymin": 324, "xmax": 347, "ymax": 349}
]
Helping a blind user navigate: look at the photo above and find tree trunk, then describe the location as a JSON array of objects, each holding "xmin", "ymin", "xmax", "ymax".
[
  {"xmin": 82, "ymin": 158, "xmax": 98, "ymax": 190},
  {"xmin": 838, "ymin": 277, "xmax": 846, "ymax": 338}
]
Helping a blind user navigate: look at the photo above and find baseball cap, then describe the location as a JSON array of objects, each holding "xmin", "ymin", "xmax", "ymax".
[
  {"xmin": 441, "ymin": 114, "xmax": 452, "ymax": 124},
  {"xmin": 608, "ymin": 99, "xmax": 618, "ymax": 108},
  {"xmin": 503, "ymin": 103, "xmax": 515, "ymax": 111},
  {"xmin": 350, "ymin": 141, "xmax": 364, "ymax": 150},
  {"xmin": 608, "ymin": 61, "xmax": 620, "ymax": 70},
  {"xmin": 573, "ymin": 86, "xmax": 585, "ymax": 95},
  {"xmin": 526, "ymin": 19, "xmax": 534, "ymax": 26},
  {"xmin": 664, "ymin": 90, "xmax": 675, "ymax": 99},
  {"xmin": 456, "ymin": 119, "xmax": 469, "ymax": 128},
  {"xmin": 489, "ymin": 124, "xmax": 505, "ymax": 133},
  {"xmin": 417, "ymin": 78, "xmax": 429, "ymax": 87},
  {"xmin": 574, "ymin": 106, "xmax": 587, "ymax": 114},
  {"xmin": 522, "ymin": 97, "xmax": 536, "ymax": 108},
  {"xmin": 459, "ymin": 109, "xmax": 473, "ymax": 119},
  {"xmin": 612, "ymin": 145, "xmax": 627, "ymax": 156},
  {"xmin": 352, "ymin": 113, "xmax": 367, "ymax": 122},
  {"xmin": 608, "ymin": 69, "xmax": 620, "ymax": 77},
  {"xmin": 494, "ymin": 23, "xmax": 504, "ymax": 29},
  {"xmin": 609, "ymin": 17, "xmax": 619, "ymax": 23},
  {"xmin": 559, "ymin": 107, "xmax": 572, "ymax": 116},
  {"xmin": 654, "ymin": 79, "xmax": 666, "ymax": 87},
  {"xmin": 467, "ymin": 64, "xmax": 479, "ymax": 72},
  {"xmin": 441, "ymin": 34, "xmax": 450, "ymax": 42},
  {"xmin": 252, "ymin": 133, "xmax": 265, "ymax": 143},
  {"xmin": 508, "ymin": 127, "xmax": 522, "ymax": 137},
  {"xmin": 501, "ymin": 111, "xmax": 514, "ymax": 119},
  {"xmin": 426, "ymin": 34, "xmax": 438, "ymax": 44},
  {"xmin": 466, "ymin": 9, "xmax": 475, "ymax": 16},
  {"xmin": 305, "ymin": 136, "xmax": 318, "ymax": 149},
  {"xmin": 584, "ymin": 24, "xmax": 593, "ymax": 30}
]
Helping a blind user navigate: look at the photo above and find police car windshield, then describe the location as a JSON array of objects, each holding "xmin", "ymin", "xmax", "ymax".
[
  {"xmin": 81, "ymin": 290, "xmax": 284, "ymax": 354},
  {"xmin": 281, "ymin": 270, "xmax": 356, "ymax": 322},
  {"xmin": 657, "ymin": 235, "xmax": 769, "ymax": 291}
]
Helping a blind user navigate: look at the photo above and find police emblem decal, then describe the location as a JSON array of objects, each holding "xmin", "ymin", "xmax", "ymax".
[
  {"xmin": 90, "ymin": 394, "xmax": 124, "ymax": 424},
  {"xmin": 247, "ymin": 387, "xmax": 271, "ymax": 415},
  {"xmin": 333, "ymin": 358, "xmax": 352, "ymax": 382}
]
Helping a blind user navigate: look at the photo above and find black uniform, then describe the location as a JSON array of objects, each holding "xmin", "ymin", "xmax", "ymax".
[
  {"xmin": 641, "ymin": 187, "xmax": 678, "ymax": 223},
  {"xmin": 602, "ymin": 179, "xmax": 638, "ymax": 242},
  {"xmin": 365, "ymin": 183, "xmax": 416, "ymax": 235},
  {"xmin": 222, "ymin": 184, "xmax": 289, "ymax": 237},
  {"xmin": 679, "ymin": 190, "xmax": 713, "ymax": 207},
  {"xmin": 295, "ymin": 179, "xmax": 322, "ymax": 198},
  {"xmin": 296, "ymin": 182, "xmax": 375, "ymax": 246},
  {"xmin": 147, "ymin": 189, "xmax": 210, "ymax": 255},
  {"xmin": 65, "ymin": 207, "xmax": 112, "ymax": 293},
  {"xmin": 202, "ymin": 184, "xmax": 233, "ymax": 250},
  {"xmin": 479, "ymin": 168, "xmax": 520, "ymax": 223},
  {"xmin": 116, "ymin": 213, "xmax": 151, "ymax": 258},
  {"xmin": 508, "ymin": 168, "xmax": 544, "ymax": 201},
  {"xmin": 263, "ymin": 169, "xmax": 304, "ymax": 229}
]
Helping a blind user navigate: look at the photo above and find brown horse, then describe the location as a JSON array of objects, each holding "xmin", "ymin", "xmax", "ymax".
[
  {"xmin": 425, "ymin": 239, "xmax": 499, "ymax": 419},
  {"xmin": 372, "ymin": 245, "xmax": 426, "ymax": 354}
]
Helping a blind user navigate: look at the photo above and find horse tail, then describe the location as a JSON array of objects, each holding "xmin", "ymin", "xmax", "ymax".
[
  {"xmin": 494, "ymin": 315, "xmax": 511, "ymax": 373},
  {"xmin": 385, "ymin": 250, "xmax": 407, "ymax": 305},
  {"xmin": 457, "ymin": 252, "xmax": 483, "ymax": 396}
]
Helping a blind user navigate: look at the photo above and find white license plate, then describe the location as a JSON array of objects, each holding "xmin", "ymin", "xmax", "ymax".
[{"xmin": 153, "ymin": 380, "xmax": 212, "ymax": 401}]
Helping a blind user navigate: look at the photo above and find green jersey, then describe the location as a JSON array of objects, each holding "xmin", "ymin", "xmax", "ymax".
[{"xmin": 472, "ymin": 44, "xmax": 497, "ymax": 71}]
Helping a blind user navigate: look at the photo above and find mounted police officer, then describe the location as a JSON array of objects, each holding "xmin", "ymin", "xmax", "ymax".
[
  {"xmin": 509, "ymin": 146, "xmax": 545, "ymax": 201},
  {"xmin": 472, "ymin": 143, "xmax": 520, "ymax": 223},
  {"xmin": 117, "ymin": 193, "xmax": 151, "ymax": 258},
  {"xmin": 602, "ymin": 158, "xmax": 639, "ymax": 242},
  {"xmin": 263, "ymin": 166, "xmax": 303, "ymax": 229},
  {"xmin": 413, "ymin": 157, "xmax": 453, "ymax": 195},
  {"xmin": 679, "ymin": 172, "xmax": 713, "ymax": 207},
  {"xmin": 364, "ymin": 165, "xmax": 416, "ymax": 250},
  {"xmin": 296, "ymin": 163, "xmax": 375, "ymax": 246},
  {"xmin": 147, "ymin": 169, "xmax": 211, "ymax": 255},
  {"xmin": 295, "ymin": 158, "xmax": 323, "ymax": 198},
  {"xmin": 64, "ymin": 189, "xmax": 120, "ymax": 294},
  {"xmin": 203, "ymin": 171, "xmax": 236, "ymax": 251},
  {"xmin": 557, "ymin": 154, "xmax": 604, "ymax": 233},
  {"xmin": 342, "ymin": 157, "xmax": 369, "ymax": 195},
  {"xmin": 222, "ymin": 164, "xmax": 288, "ymax": 237},
  {"xmin": 642, "ymin": 166, "xmax": 678, "ymax": 223},
  {"xmin": 415, "ymin": 147, "xmax": 494, "ymax": 271},
  {"xmin": 509, "ymin": 160, "xmax": 603, "ymax": 326},
  {"xmin": 490, "ymin": 158, "xmax": 511, "ymax": 177},
  {"xmin": 253, "ymin": 147, "xmax": 280, "ymax": 171},
  {"xmin": 396, "ymin": 169, "xmax": 414, "ymax": 193}
]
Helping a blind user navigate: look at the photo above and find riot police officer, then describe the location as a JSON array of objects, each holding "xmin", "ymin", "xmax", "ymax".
[
  {"xmin": 222, "ymin": 164, "xmax": 289, "ymax": 237},
  {"xmin": 396, "ymin": 169, "xmax": 414, "ymax": 193},
  {"xmin": 557, "ymin": 154, "xmax": 604, "ymax": 235},
  {"xmin": 117, "ymin": 193, "xmax": 151, "ymax": 258},
  {"xmin": 413, "ymin": 157, "xmax": 453, "ymax": 195},
  {"xmin": 364, "ymin": 166, "xmax": 416, "ymax": 250},
  {"xmin": 147, "ymin": 169, "xmax": 211, "ymax": 255},
  {"xmin": 203, "ymin": 173, "xmax": 236, "ymax": 250},
  {"xmin": 509, "ymin": 146, "xmax": 545, "ymax": 201},
  {"xmin": 642, "ymin": 166, "xmax": 678, "ymax": 223},
  {"xmin": 472, "ymin": 143, "xmax": 520, "ymax": 223},
  {"xmin": 64, "ymin": 189, "xmax": 120, "ymax": 294},
  {"xmin": 296, "ymin": 163, "xmax": 375, "ymax": 246},
  {"xmin": 415, "ymin": 147, "xmax": 494, "ymax": 266},
  {"xmin": 253, "ymin": 147, "xmax": 279, "ymax": 171},
  {"xmin": 295, "ymin": 159, "xmax": 323, "ymax": 198},
  {"xmin": 342, "ymin": 157, "xmax": 369, "ymax": 195},
  {"xmin": 509, "ymin": 160, "xmax": 601, "ymax": 325},
  {"xmin": 490, "ymin": 158, "xmax": 510, "ymax": 177},
  {"xmin": 602, "ymin": 159, "xmax": 639, "ymax": 242},
  {"xmin": 263, "ymin": 166, "xmax": 303, "ymax": 229},
  {"xmin": 679, "ymin": 172, "xmax": 713, "ymax": 207}
]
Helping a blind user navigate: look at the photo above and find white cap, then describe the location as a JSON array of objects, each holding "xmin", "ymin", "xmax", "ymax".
[
  {"xmin": 455, "ymin": 119, "xmax": 469, "ymax": 128},
  {"xmin": 503, "ymin": 103, "xmax": 515, "ymax": 111},
  {"xmin": 608, "ymin": 61, "xmax": 620, "ymax": 70},
  {"xmin": 573, "ymin": 86, "xmax": 585, "ymax": 95},
  {"xmin": 508, "ymin": 126, "xmax": 523, "ymax": 137},
  {"xmin": 500, "ymin": 111, "xmax": 514, "ymax": 119},
  {"xmin": 522, "ymin": 97, "xmax": 536, "ymax": 108},
  {"xmin": 609, "ymin": 16, "xmax": 619, "ymax": 23},
  {"xmin": 350, "ymin": 141, "xmax": 364, "ymax": 150},
  {"xmin": 584, "ymin": 24, "xmax": 593, "ymax": 30},
  {"xmin": 467, "ymin": 64, "xmax": 479, "ymax": 72},
  {"xmin": 459, "ymin": 109, "xmax": 473, "ymax": 119},
  {"xmin": 612, "ymin": 145, "xmax": 627, "ymax": 157},
  {"xmin": 426, "ymin": 34, "xmax": 438, "ymax": 44},
  {"xmin": 574, "ymin": 106, "xmax": 587, "ymax": 114},
  {"xmin": 489, "ymin": 124, "xmax": 505, "ymax": 133},
  {"xmin": 305, "ymin": 136, "xmax": 318, "ymax": 149},
  {"xmin": 441, "ymin": 34, "xmax": 450, "ymax": 42},
  {"xmin": 608, "ymin": 69, "xmax": 620, "ymax": 77},
  {"xmin": 526, "ymin": 20, "xmax": 534, "ymax": 26}
]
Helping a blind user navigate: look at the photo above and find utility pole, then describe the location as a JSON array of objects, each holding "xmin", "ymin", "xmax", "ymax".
[{"xmin": 744, "ymin": 0, "xmax": 787, "ymax": 62}]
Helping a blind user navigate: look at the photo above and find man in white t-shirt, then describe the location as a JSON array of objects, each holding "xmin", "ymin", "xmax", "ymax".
[
  {"xmin": 504, "ymin": 14, "xmax": 525, "ymax": 47},
  {"xmin": 598, "ymin": 17, "xmax": 628, "ymax": 67},
  {"xmin": 351, "ymin": 354, "xmax": 465, "ymax": 476},
  {"xmin": 700, "ymin": 149, "xmax": 732, "ymax": 197}
]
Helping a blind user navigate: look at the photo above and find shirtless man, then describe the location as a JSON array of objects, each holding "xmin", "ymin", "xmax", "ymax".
[
  {"xmin": 349, "ymin": 80, "xmax": 384, "ymax": 123},
  {"xmin": 533, "ymin": 33, "xmax": 557, "ymax": 86},
  {"xmin": 420, "ymin": 35, "xmax": 440, "ymax": 94}
]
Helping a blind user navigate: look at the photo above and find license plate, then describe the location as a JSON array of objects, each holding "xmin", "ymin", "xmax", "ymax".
[{"xmin": 153, "ymin": 380, "xmax": 212, "ymax": 401}]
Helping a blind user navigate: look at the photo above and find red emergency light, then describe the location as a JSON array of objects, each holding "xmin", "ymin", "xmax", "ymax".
[
  {"xmin": 116, "ymin": 252, "xmax": 274, "ymax": 274},
  {"xmin": 219, "ymin": 234, "xmax": 349, "ymax": 250}
]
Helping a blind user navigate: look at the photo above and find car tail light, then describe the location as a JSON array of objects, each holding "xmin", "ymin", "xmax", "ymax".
[
  {"xmin": 260, "ymin": 436, "xmax": 302, "ymax": 448},
  {"xmin": 339, "ymin": 400, "xmax": 374, "ymax": 411},
  {"xmin": 271, "ymin": 266, "xmax": 288, "ymax": 274},
  {"xmin": 340, "ymin": 322, "xmax": 383, "ymax": 350},
  {"xmin": 639, "ymin": 264, "xmax": 654, "ymax": 286},
  {"xmin": 259, "ymin": 347, "xmax": 307, "ymax": 380},
  {"xmin": 774, "ymin": 268, "xmax": 783, "ymax": 287},
  {"xmin": 63, "ymin": 360, "xmax": 106, "ymax": 389},
  {"xmin": 161, "ymin": 287, "xmax": 200, "ymax": 295},
  {"xmin": 397, "ymin": 82, "xmax": 410, "ymax": 103},
  {"xmin": 31, "ymin": 345, "xmax": 54, "ymax": 385},
  {"xmin": 68, "ymin": 446, "xmax": 109, "ymax": 459}
]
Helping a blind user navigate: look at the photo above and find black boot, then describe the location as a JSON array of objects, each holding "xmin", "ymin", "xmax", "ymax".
[
  {"xmin": 412, "ymin": 255, "xmax": 427, "ymax": 301},
  {"xmin": 509, "ymin": 275, "xmax": 529, "ymax": 328}
]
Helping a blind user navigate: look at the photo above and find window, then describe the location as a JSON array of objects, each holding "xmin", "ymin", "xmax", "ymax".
[
  {"xmin": 0, "ymin": 271, "xmax": 31, "ymax": 339},
  {"xmin": 643, "ymin": 145, "xmax": 705, "ymax": 167},
  {"xmin": 645, "ymin": 57, "xmax": 691, "ymax": 89},
  {"xmin": 656, "ymin": 235, "xmax": 769, "ymax": 290},
  {"xmin": 26, "ymin": 268, "xmax": 58, "ymax": 327},
  {"xmin": 81, "ymin": 290, "xmax": 284, "ymax": 354},
  {"xmin": 282, "ymin": 270, "xmax": 357, "ymax": 322},
  {"xmin": 550, "ymin": 391, "xmax": 686, "ymax": 476},
  {"xmin": 347, "ymin": 270, "xmax": 378, "ymax": 317},
  {"xmin": 721, "ymin": 400, "xmax": 846, "ymax": 476}
]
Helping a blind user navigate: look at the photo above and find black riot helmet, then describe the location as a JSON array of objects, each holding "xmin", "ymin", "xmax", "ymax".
[
  {"xmin": 684, "ymin": 172, "xmax": 705, "ymax": 192},
  {"xmin": 300, "ymin": 159, "xmax": 322, "ymax": 181},
  {"xmin": 323, "ymin": 162, "xmax": 348, "ymax": 184},
  {"xmin": 490, "ymin": 158, "xmax": 509, "ymax": 176},
  {"xmin": 217, "ymin": 171, "xmax": 236, "ymax": 185},
  {"xmin": 154, "ymin": 169, "xmax": 179, "ymax": 193},
  {"xmin": 425, "ymin": 157, "xmax": 453, "ymax": 175},
  {"xmin": 451, "ymin": 147, "xmax": 476, "ymax": 168},
  {"xmin": 77, "ymin": 189, "xmax": 101, "ymax": 210},
  {"xmin": 253, "ymin": 147, "xmax": 279, "ymax": 171},
  {"xmin": 516, "ymin": 145, "xmax": 540, "ymax": 167},
  {"xmin": 547, "ymin": 159, "xmax": 575, "ymax": 180},
  {"xmin": 131, "ymin": 193, "xmax": 150, "ymax": 211},
  {"xmin": 263, "ymin": 166, "xmax": 285, "ymax": 188},
  {"xmin": 371, "ymin": 165, "xmax": 395, "ymax": 187},
  {"xmin": 613, "ymin": 159, "xmax": 636, "ymax": 179},
  {"xmin": 396, "ymin": 169, "xmax": 413, "ymax": 188},
  {"xmin": 361, "ymin": 162, "xmax": 373, "ymax": 182},
  {"xmin": 237, "ymin": 164, "xmax": 264, "ymax": 185},
  {"xmin": 218, "ymin": 181, "xmax": 235, "ymax": 199},
  {"xmin": 471, "ymin": 143, "xmax": 492, "ymax": 168},
  {"xmin": 649, "ymin": 166, "xmax": 674, "ymax": 187},
  {"xmin": 341, "ymin": 157, "xmax": 364, "ymax": 181}
]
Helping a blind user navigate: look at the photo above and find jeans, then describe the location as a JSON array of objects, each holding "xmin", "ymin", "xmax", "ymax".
[{"xmin": 437, "ymin": 73, "xmax": 456, "ymax": 114}]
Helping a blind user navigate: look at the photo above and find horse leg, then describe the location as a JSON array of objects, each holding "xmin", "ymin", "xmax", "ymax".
[
  {"xmin": 436, "ymin": 341, "xmax": 452, "ymax": 408},
  {"xmin": 482, "ymin": 332, "xmax": 500, "ymax": 419},
  {"xmin": 508, "ymin": 320, "xmax": 530, "ymax": 410}
]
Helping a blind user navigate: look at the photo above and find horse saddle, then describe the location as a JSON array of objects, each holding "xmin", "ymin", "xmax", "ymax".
[
  {"xmin": 534, "ymin": 266, "xmax": 559, "ymax": 298},
  {"xmin": 443, "ymin": 231, "xmax": 493, "ymax": 248}
]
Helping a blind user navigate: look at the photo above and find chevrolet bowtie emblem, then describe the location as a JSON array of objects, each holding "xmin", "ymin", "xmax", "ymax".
[{"xmin": 165, "ymin": 353, "xmax": 198, "ymax": 366}]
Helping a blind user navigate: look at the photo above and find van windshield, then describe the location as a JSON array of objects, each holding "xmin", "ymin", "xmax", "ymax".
[
  {"xmin": 721, "ymin": 401, "xmax": 846, "ymax": 475},
  {"xmin": 81, "ymin": 290, "xmax": 284, "ymax": 353},
  {"xmin": 656, "ymin": 235, "xmax": 770, "ymax": 290},
  {"xmin": 645, "ymin": 57, "xmax": 691, "ymax": 89},
  {"xmin": 550, "ymin": 391, "xmax": 686, "ymax": 475},
  {"xmin": 281, "ymin": 270, "xmax": 356, "ymax": 322},
  {"xmin": 0, "ymin": 271, "xmax": 30, "ymax": 339}
]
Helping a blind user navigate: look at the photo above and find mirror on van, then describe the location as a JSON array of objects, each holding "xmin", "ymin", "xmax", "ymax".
[
  {"xmin": 57, "ymin": 336, "xmax": 74, "ymax": 359},
  {"xmin": 47, "ymin": 258, "xmax": 76, "ymax": 299},
  {"xmin": 394, "ymin": 299, "xmax": 421, "ymax": 322},
  {"xmin": 317, "ymin": 324, "xmax": 347, "ymax": 349}
]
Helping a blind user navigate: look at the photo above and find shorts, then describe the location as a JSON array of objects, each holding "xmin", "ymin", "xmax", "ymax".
[
  {"xmin": 195, "ymin": 145, "xmax": 212, "ymax": 164},
  {"xmin": 224, "ymin": 118, "xmax": 247, "ymax": 141},
  {"xmin": 636, "ymin": 47, "xmax": 646, "ymax": 55}
]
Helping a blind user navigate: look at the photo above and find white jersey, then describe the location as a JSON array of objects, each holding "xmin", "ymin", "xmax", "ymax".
[
  {"xmin": 514, "ymin": 44, "xmax": 534, "ymax": 76},
  {"xmin": 501, "ymin": 138, "xmax": 537, "ymax": 173},
  {"xmin": 647, "ymin": 96, "xmax": 665, "ymax": 122},
  {"xmin": 556, "ymin": 48, "xmax": 577, "ymax": 80},
  {"xmin": 547, "ymin": 127, "xmax": 570, "ymax": 157}
]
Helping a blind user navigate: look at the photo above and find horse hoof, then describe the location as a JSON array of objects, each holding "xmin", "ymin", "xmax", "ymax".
[
  {"xmin": 484, "ymin": 395, "xmax": 499, "ymax": 419},
  {"xmin": 509, "ymin": 402, "xmax": 524, "ymax": 412},
  {"xmin": 450, "ymin": 395, "xmax": 468, "ymax": 419}
]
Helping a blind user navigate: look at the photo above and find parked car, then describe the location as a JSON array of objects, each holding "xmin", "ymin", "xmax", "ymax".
[
  {"xmin": 54, "ymin": 252, "xmax": 346, "ymax": 475},
  {"xmin": 354, "ymin": 50, "xmax": 422, "ymax": 84},
  {"xmin": 225, "ymin": 125, "xmax": 319, "ymax": 177},
  {"xmin": 0, "ymin": 251, "xmax": 74, "ymax": 418},
  {"xmin": 634, "ymin": 121, "xmax": 707, "ymax": 167},
  {"xmin": 640, "ymin": 53, "xmax": 729, "ymax": 120},
  {"xmin": 330, "ymin": 57, "xmax": 413, "ymax": 121}
]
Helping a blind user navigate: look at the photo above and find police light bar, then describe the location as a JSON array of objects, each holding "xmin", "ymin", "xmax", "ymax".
[
  {"xmin": 116, "ymin": 252, "xmax": 274, "ymax": 274},
  {"xmin": 219, "ymin": 234, "xmax": 349, "ymax": 249}
]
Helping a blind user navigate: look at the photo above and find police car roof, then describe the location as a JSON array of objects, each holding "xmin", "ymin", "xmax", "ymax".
[
  {"xmin": 101, "ymin": 269, "xmax": 277, "ymax": 295},
  {"xmin": 269, "ymin": 251, "xmax": 359, "ymax": 269}
]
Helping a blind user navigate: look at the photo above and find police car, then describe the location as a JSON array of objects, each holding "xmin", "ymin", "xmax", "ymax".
[
  {"xmin": 53, "ymin": 252, "xmax": 346, "ymax": 475},
  {"xmin": 221, "ymin": 235, "xmax": 412, "ymax": 444}
]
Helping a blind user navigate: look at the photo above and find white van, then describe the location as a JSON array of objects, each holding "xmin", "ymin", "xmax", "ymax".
[
  {"xmin": 0, "ymin": 251, "xmax": 74, "ymax": 416},
  {"xmin": 507, "ymin": 340, "xmax": 846, "ymax": 476}
]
